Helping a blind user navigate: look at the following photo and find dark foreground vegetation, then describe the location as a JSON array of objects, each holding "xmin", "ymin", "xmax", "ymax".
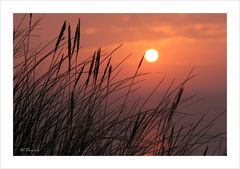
[{"xmin": 13, "ymin": 14, "xmax": 225, "ymax": 155}]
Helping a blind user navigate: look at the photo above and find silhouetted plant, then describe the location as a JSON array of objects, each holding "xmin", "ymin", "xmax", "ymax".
[{"xmin": 13, "ymin": 14, "xmax": 225, "ymax": 156}]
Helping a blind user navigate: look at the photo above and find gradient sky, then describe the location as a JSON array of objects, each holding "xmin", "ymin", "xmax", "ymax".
[{"xmin": 14, "ymin": 14, "xmax": 226, "ymax": 142}]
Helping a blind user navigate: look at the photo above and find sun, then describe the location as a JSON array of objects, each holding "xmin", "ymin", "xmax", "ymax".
[{"xmin": 144, "ymin": 49, "xmax": 159, "ymax": 63}]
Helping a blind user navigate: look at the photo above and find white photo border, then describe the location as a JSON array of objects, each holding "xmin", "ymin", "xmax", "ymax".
[{"xmin": 0, "ymin": 0, "xmax": 239, "ymax": 169}]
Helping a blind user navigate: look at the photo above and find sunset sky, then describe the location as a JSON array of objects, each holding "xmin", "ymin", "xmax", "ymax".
[{"xmin": 14, "ymin": 13, "xmax": 226, "ymax": 143}]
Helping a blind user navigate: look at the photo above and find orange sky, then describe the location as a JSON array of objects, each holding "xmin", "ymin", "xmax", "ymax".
[{"xmin": 14, "ymin": 13, "xmax": 226, "ymax": 130}]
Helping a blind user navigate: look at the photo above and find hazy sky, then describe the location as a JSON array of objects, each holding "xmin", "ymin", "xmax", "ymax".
[{"xmin": 14, "ymin": 13, "xmax": 226, "ymax": 129}]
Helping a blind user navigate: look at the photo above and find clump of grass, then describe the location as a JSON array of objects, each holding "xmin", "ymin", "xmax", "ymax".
[{"xmin": 13, "ymin": 14, "xmax": 226, "ymax": 156}]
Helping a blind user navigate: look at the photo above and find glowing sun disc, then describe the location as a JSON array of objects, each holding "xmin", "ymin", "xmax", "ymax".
[{"xmin": 144, "ymin": 49, "xmax": 159, "ymax": 63}]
